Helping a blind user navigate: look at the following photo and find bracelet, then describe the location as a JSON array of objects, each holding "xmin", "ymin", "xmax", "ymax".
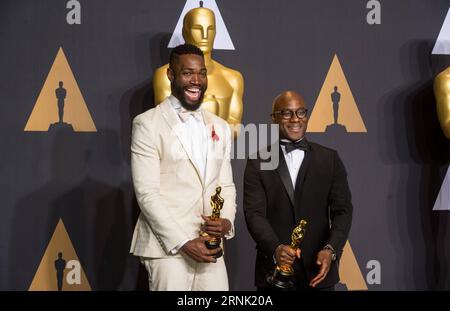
[{"xmin": 323, "ymin": 244, "xmax": 337, "ymax": 261}]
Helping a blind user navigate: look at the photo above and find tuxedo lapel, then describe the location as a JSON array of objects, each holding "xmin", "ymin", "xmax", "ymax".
[
  {"xmin": 160, "ymin": 98, "xmax": 204, "ymax": 185},
  {"xmin": 275, "ymin": 145, "xmax": 295, "ymax": 207},
  {"xmin": 293, "ymin": 141, "xmax": 312, "ymax": 219}
]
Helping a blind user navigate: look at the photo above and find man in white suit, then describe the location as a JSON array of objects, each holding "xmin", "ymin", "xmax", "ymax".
[{"xmin": 130, "ymin": 44, "xmax": 236, "ymax": 291}]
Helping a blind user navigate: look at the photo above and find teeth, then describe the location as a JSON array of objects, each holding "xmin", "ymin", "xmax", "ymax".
[{"xmin": 185, "ymin": 88, "xmax": 201, "ymax": 101}]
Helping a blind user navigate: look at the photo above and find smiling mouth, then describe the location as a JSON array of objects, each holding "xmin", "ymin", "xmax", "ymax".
[
  {"xmin": 287, "ymin": 124, "xmax": 302, "ymax": 132},
  {"xmin": 184, "ymin": 87, "xmax": 202, "ymax": 102}
]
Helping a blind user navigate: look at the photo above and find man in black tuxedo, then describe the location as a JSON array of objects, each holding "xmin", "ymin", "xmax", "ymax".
[{"xmin": 243, "ymin": 91, "xmax": 353, "ymax": 291}]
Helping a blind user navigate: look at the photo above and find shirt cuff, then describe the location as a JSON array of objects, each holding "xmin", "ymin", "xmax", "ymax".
[{"xmin": 170, "ymin": 239, "xmax": 190, "ymax": 255}]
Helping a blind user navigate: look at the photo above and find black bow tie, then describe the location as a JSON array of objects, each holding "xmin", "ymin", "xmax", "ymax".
[{"xmin": 280, "ymin": 139, "xmax": 308, "ymax": 153}]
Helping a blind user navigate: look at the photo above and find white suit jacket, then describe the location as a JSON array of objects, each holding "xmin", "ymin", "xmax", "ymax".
[{"xmin": 130, "ymin": 96, "xmax": 237, "ymax": 258}]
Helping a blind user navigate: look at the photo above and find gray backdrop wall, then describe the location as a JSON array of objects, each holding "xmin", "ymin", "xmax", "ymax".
[{"xmin": 1, "ymin": 0, "xmax": 450, "ymax": 290}]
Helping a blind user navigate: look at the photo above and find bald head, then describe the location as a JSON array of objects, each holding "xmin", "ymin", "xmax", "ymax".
[
  {"xmin": 272, "ymin": 91, "xmax": 306, "ymax": 113},
  {"xmin": 271, "ymin": 91, "xmax": 308, "ymax": 141}
]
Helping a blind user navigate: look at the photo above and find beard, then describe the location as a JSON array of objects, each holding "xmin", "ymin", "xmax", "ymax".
[{"xmin": 179, "ymin": 95, "xmax": 203, "ymax": 111}]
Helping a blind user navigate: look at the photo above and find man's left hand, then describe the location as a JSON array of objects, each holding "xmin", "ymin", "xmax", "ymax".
[
  {"xmin": 201, "ymin": 215, "xmax": 231, "ymax": 237},
  {"xmin": 309, "ymin": 249, "xmax": 333, "ymax": 288}
]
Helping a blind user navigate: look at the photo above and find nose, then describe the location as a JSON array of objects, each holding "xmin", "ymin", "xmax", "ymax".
[
  {"xmin": 191, "ymin": 73, "xmax": 201, "ymax": 85},
  {"xmin": 290, "ymin": 113, "xmax": 300, "ymax": 122}
]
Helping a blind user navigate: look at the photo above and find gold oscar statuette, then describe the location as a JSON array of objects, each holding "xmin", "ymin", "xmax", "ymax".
[
  {"xmin": 266, "ymin": 219, "xmax": 307, "ymax": 290},
  {"xmin": 201, "ymin": 186, "xmax": 224, "ymax": 258}
]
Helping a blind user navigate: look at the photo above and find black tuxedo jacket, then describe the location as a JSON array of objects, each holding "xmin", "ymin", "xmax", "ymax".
[{"xmin": 243, "ymin": 139, "xmax": 353, "ymax": 289}]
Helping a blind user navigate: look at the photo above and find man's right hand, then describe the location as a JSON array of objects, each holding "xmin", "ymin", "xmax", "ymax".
[
  {"xmin": 275, "ymin": 244, "xmax": 301, "ymax": 266},
  {"xmin": 180, "ymin": 236, "xmax": 222, "ymax": 263}
]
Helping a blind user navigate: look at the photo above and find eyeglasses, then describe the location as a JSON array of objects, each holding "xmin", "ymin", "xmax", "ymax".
[{"xmin": 272, "ymin": 108, "xmax": 308, "ymax": 120}]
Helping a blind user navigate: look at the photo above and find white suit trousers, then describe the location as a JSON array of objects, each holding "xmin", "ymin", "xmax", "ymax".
[{"xmin": 141, "ymin": 256, "xmax": 229, "ymax": 291}]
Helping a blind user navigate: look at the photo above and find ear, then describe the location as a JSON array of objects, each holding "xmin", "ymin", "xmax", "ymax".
[{"xmin": 167, "ymin": 67, "xmax": 174, "ymax": 83}]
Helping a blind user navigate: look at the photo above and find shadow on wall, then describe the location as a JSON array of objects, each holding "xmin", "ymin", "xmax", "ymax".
[
  {"xmin": 119, "ymin": 32, "xmax": 171, "ymax": 165},
  {"xmin": 378, "ymin": 40, "xmax": 450, "ymax": 290},
  {"xmin": 118, "ymin": 32, "xmax": 172, "ymax": 290},
  {"xmin": 9, "ymin": 127, "xmax": 144, "ymax": 290}
]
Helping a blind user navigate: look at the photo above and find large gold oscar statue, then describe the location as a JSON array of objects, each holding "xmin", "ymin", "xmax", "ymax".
[
  {"xmin": 434, "ymin": 67, "xmax": 450, "ymax": 139},
  {"xmin": 153, "ymin": 2, "xmax": 244, "ymax": 132}
]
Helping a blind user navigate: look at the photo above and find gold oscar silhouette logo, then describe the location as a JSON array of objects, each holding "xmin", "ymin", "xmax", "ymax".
[
  {"xmin": 338, "ymin": 241, "xmax": 368, "ymax": 290},
  {"xmin": 308, "ymin": 54, "xmax": 367, "ymax": 133},
  {"xmin": 29, "ymin": 219, "xmax": 91, "ymax": 291},
  {"xmin": 24, "ymin": 47, "xmax": 96, "ymax": 132}
]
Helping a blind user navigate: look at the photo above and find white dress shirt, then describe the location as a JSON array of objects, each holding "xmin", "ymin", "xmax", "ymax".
[
  {"xmin": 169, "ymin": 96, "xmax": 208, "ymax": 254},
  {"xmin": 280, "ymin": 139, "xmax": 305, "ymax": 189},
  {"xmin": 170, "ymin": 96, "xmax": 208, "ymax": 180}
]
